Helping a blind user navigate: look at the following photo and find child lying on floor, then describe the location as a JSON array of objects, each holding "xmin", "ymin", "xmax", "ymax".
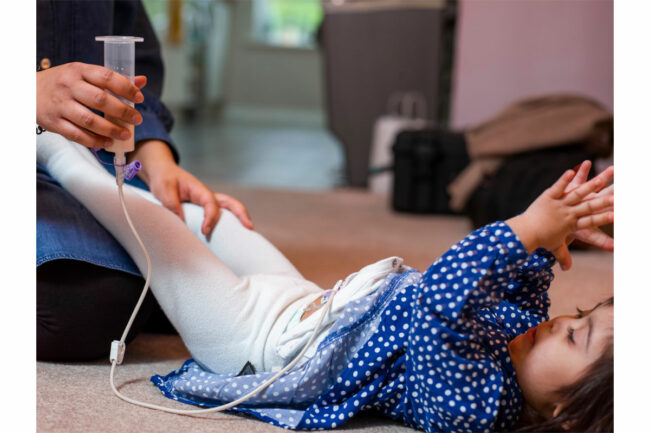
[{"xmin": 37, "ymin": 132, "xmax": 613, "ymax": 433}]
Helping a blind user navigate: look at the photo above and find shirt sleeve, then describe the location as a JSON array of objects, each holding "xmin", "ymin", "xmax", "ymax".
[
  {"xmin": 416, "ymin": 221, "xmax": 530, "ymax": 332},
  {"xmin": 405, "ymin": 221, "xmax": 532, "ymax": 432},
  {"xmin": 499, "ymin": 248, "xmax": 554, "ymax": 324}
]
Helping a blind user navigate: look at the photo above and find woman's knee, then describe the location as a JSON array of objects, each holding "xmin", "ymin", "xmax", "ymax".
[{"xmin": 37, "ymin": 260, "xmax": 154, "ymax": 361}]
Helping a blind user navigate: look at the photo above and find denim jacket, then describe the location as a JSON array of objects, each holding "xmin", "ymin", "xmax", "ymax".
[{"xmin": 37, "ymin": 0, "xmax": 178, "ymax": 274}]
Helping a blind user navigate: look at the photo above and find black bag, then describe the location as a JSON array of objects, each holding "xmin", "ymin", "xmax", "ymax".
[
  {"xmin": 465, "ymin": 145, "xmax": 597, "ymax": 229},
  {"xmin": 391, "ymin": 129, "xmax": 469, "ymax": 214}
]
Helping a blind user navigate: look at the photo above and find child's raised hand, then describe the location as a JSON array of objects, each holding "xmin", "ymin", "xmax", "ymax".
[
  {"xmin": 564, "ymin": 161, "xmax": 614, "ymax": 252},
  {"xmin": 506, "ymin": 167, "xmax": 614, "ymax": 270}
]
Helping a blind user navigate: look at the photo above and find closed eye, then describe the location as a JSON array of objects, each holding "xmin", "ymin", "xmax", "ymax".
[{"xmin": 568, "ymin": 327, "xmax": 575, "ymax": 344}]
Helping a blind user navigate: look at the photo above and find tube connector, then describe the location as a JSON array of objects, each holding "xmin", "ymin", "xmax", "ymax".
[
  {"xmin": 110, "ymin": 340, "xmax": 126, "ymax": 365},
  {"xmin": 114, "ymin": 152, "xmax": 126, "ymax": 186},
  {"xmin": 124, "ymin": 160, "xmax": 142, "ymax": 181}
]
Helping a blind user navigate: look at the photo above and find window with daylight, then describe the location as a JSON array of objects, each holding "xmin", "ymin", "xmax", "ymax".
[{"xmin": 252, "ymin": 0, "xmax": 323, "ymax": 48}]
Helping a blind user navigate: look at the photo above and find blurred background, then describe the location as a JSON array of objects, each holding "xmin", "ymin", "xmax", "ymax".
[{"xmin": 142, "ymin": 0, "xmax": 613, "ymax": 195}]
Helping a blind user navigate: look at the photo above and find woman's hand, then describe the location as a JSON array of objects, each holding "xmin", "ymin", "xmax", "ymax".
[
  {"xmin": 214, "ymin": 192, "xmax": 254, "ymax": 231},
  {"xmin": 37, "ymin": 62, "xmax": 146, "ymax": 149},
  {"xmin": 130, "ymin": 140, "xmax": 254, "ymax": 235},
  {"xmin": 506, "ymin": 167, "xmax": 614, "ymax": 271}
]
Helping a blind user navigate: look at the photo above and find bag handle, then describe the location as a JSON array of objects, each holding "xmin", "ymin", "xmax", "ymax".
[{"xmin": 386, "ymin": 91, "xmax": 428, "ymax": 120}]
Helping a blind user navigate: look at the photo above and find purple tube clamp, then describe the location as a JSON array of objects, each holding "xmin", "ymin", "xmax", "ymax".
[{"xmin": 124, "ymin": 160, "xmax": 142, "ymax": 181}]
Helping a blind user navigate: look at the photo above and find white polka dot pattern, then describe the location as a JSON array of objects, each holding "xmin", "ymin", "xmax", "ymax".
[{"xmin": 152, "ymin": 222, "xmax": 555, "ymax": 432}]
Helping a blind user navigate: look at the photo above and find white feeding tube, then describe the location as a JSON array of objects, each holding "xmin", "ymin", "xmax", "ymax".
[
  {"xmin": 95, "ymin": 36, "xmax": 143, "ymax": 155},
  {"xmin": 96, "ymin": 34, "xmax": 341, "ymax": 417}
]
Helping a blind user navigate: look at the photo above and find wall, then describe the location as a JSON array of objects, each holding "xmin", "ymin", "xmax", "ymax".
[
  {"xmin": 222, "ymin": 0, "xmax": 325, "ymax": 126},
  {"xmin": 450, "ymin": 0, "xmax": 613, "ymax": 129}
]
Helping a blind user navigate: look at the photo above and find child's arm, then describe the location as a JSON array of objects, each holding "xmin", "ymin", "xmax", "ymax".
[
  {"xmin": 410, "ymin": 221, "xmax": 537, "ymax": 430},
  {"xmin": 502, "ymin": 162, "xmax": 614, "ymax": 316},
  {"xmin": 414, "ymin": 167, "xmax": 613, "ymax": 329},
  {"xmin": 403, "ymin": 168, "xmax": 613, "ymax": 431}
]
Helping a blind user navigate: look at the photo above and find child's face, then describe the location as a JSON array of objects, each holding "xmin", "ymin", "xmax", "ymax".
[{"xmin": 508, "ymin": 302, "xmax": 613, "ymax": 419}]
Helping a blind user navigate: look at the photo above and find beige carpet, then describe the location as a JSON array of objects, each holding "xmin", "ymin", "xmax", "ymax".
[{"xmin": 37, "ymin": 185, "xmax": 613, "ymax": 432}]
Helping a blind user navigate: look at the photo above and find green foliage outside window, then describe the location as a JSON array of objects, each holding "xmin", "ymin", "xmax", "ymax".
[{"xmin": 259, "ymin": 0, "xmax": 323, "ymax": 48}]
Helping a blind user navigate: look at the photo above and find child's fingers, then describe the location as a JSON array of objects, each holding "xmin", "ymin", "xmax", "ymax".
[
  {"xmin": 565, "ymin": 160, "xmax": 592, "ymax": 193},
  {"xmin": 588, "ymin": 166, "xmax": 614, "ymax": 195},
  {"xmin": 553, "ymin": 244, "xmax": 573, "ymax": 271},
  {"xmin": 564, "ymin": 174, "xmax": 605, "ymax": 205},
  {"xmin": 573, "ymin": 194, "xmax": 614, "ymax": 217},
  {"xmin": 548, "ymin": 169, "xmax": 577, "ymax": 198},
  {"xmin": 599, "ymin": 184, "xmax": 614, "ymax": 196},
  {"xmin": 596, "ymin": 165, "xmax": 614, "ymax": 187},
  {"xmin": 576, "ymin": 211, "xmax": 614, "ymax": 230},
  {"xmin": 584, "ymin": 184, "xmax": 613, "ymax": 201},
  {"xmin": 574, "ymin": 228, "xmax": 614, "ymax": 251}
]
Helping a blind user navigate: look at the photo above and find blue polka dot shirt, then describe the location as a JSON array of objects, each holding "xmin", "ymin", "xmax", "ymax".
[{"xmin": 152, "ymin": 221, "xmax": 554, "ymax": 432}]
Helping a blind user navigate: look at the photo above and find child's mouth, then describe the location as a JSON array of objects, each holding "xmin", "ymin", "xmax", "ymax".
[{"xmin": 526, "ymin": 327, "xmax": 537, "ymax": 344}]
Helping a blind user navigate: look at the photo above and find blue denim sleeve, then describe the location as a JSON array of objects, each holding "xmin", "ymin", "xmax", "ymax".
[
  {"xmin": 134, "ymin": 87, "xmax": 180, "ymax": 163},
  {"xmin": 114, "ymin": 0, "xmax": 180, "ymax": 164}
]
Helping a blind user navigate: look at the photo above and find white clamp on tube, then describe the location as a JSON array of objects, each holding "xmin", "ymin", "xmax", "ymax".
[
  {"xmin": 98, "ymin": 34, "xmax": 339, "ymax": 417},
  {"xmin": 95, "ymin": 36, "xmax": 152, "ymax": 371}
]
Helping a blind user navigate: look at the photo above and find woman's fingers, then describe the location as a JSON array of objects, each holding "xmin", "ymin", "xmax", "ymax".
[
  {"xmin": 573, "ymin": 194, "xmax": 614, "ymax": 217},
  {"xmin": 215, "ymin": 193, "xmax": 254, "ymax": 230},
  {"xmin": 59, "ymin": 100, "xmax": 131, "ymax": 142},
  {"xmin": 56, "ymin": 117, "xmax": 111, "ymax": 148},
  {"xmin": 201, "ymin": 200, "xmax": 221, "ymax": 237},
  {"xmin": 72, "ymin": 80, "xmax": 142, "ymax": 128},
  {"xmin": 134, "ymin": 75, "xmax": 147, "ymax": 89},
  {"xmin": 80, "ymin": 63, "xmax": 144, "ymax": 104},
  {"xmin": 157, "ymin": 181, "xmax": 186, "ymax": 223}
]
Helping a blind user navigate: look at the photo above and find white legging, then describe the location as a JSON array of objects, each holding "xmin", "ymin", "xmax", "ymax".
[{"xmin": 36, "ymin": 132, "xmax": 323, "ymax": 374}]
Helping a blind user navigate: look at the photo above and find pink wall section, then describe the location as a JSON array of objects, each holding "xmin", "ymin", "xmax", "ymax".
[{"xmin": 450, "ymin": 0, "xmax": 613, "ymax": 129}]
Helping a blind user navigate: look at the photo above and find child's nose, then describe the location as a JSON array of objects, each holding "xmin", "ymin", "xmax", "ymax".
[{"xmin": 548, "ymin": 316, "xmax": 568, "ymax": 333}]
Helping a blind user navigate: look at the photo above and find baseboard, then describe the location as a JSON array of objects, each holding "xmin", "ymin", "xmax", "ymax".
[{"xmin": 221, "ymin": 104, "xmax": 326, "ymax": 128}]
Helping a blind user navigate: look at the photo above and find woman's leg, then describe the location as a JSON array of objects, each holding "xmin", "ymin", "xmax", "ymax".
[
  {"xmin": 36, "ymin": 133, "xmax": 320, "ymax": 373},
  {"xmin": 37, "ymin": 260, "xmax": 156, "ymax": 361}
]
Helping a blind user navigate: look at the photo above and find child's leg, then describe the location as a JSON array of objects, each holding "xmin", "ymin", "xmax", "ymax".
[
  {"xmin": 36, "ymin": 133, "xmax": 320, "ymax": 373},
  {"xmin": 161, "ymin": 204, "xmax": 304, "ymax": 279},
  {"xmin": 73, "ymin": 145, "xmax": 304, "ymax": 280}
]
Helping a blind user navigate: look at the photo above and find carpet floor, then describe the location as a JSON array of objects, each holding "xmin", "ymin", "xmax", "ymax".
[{"xmin": 37, "ymin": 185, "xmax": 613, "ymax": 432}]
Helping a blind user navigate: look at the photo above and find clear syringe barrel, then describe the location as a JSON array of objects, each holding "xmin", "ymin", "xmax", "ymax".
[{"xmin": 95, "ymin": 36, "xmax": 143, "ymax": 154}]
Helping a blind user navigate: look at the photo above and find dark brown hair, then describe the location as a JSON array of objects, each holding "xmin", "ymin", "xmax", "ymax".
[{"xmin": 514, "ymin": 297, "xmax": 613, "ymax": 433}]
